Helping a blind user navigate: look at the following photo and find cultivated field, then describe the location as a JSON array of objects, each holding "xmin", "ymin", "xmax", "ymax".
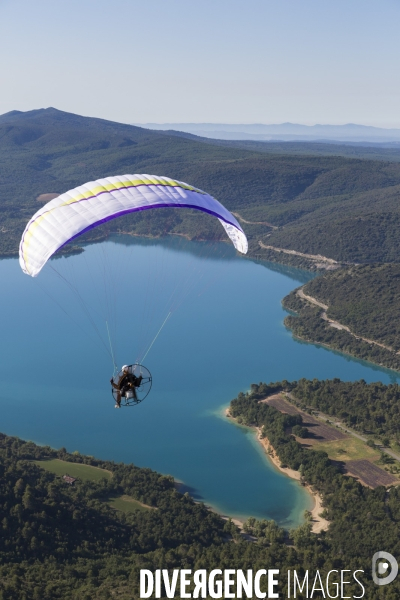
[
  {"xmin": 262, "ymin": 395, "xmax": 300, "ymax": 416},
  {"xmin": 345, "ymin": 459, "xmax": 398, "ymax": 487},
  {"xmin": 314, "ymin": 437, "xmax": 381, "ymax": 462},
  {"xmin": 262, "ymin": 393, "xmax": 397, "ymax": 488},
  {"xmin": 34, "ymin": 459, "xmax": 112, "ymax": 482},
  {"xmin": 107, "ymin": 495, "xmax": 154, "ymax": 513},
  {"xmin": 34, "ymin": 460, "xmax": 154, "ymax": 512},
  {"xmin": 263, "ymin": 394, "xmax": 347, "ymax": 442}
]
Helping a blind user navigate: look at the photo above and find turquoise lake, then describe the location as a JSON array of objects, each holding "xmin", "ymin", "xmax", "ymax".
[{"xmin": 1, "ymin": 235, "xmax": 399, "ymax": 527}]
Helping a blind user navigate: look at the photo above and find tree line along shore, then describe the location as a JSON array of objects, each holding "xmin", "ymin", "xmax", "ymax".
[{"xmin": 283, "ymin": 263, "xmax": 400, "ymax": 372}]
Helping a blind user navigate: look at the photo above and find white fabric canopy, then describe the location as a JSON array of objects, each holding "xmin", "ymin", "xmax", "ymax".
[{"xmin": 19, "ymin": 174, "xmax": 248, "ymax": 277}]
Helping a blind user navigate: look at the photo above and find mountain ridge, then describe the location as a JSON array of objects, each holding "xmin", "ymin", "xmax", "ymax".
[
  {"xmin": 138, "ymin": 121, "xmax": 400, "ymax": 143},
  {"xmin": 2, "ymin": 107, "xmax": 400, "ymax": 267}
]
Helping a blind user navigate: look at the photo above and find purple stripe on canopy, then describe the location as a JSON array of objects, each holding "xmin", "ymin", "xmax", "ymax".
[
  {"xmin": 21, "ymin": 182, "xmax": 242, "ymax": 272},
  {"xmin": 57, "ymin": 202, "xmax": 241, "ymax": 253}
]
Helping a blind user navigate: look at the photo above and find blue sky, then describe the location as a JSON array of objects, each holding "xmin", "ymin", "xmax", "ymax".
[{"xmin": 1, "ymin": 0, "xmax": 399, "ymax": 126}]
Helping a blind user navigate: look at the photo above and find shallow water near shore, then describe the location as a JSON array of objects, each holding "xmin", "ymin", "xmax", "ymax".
[{"xmin": 1, "ymin": 235, "xmax": 399, "ymax": 527}]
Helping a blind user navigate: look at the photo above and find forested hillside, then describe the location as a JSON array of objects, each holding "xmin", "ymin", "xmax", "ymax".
[
  {"xmin": 283, "ymin": 264, "xmax": 400, "ymax": 370},
  {"xmin": 0, "ymin": 434, "xmax": 228, "ymax": 599},
  {"xmin": 2, "ymin": 108, "xmax": 400, "ymax": 265},
  {"xmin": 3, "ymin": 388, "xmax": 400, "ymax": 600},
  {"xmin": 304, "ymin": 264, "xmax": 400, "ymax": 350}
]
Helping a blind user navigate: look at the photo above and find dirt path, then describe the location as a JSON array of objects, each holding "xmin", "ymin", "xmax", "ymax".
[
  {"xmin": 297, "ymin": 288, "xmax": 328, "ymax": 310},
  {"xmin": 36, "ymin": 193, "xmax": 59, "ymax": 203},
  {"xmin": 232, "ymin": 212, "xmax": 278, "ymax": 229},
  {"xmin": 296, "ymin": 288, "xmax": 398, "ymax": 352},
  {"xmin": 258, "ymin": 241, "xmax": 341, "ymax": 269},
  {"xmin": 297, "ymin": 289, "xmax": 350, "ymax": 331}
]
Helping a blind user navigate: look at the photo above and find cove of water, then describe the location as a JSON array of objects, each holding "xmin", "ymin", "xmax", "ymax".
[{"xmin": 1, "ymin": 236, "xmax": 399, "ymax": 527}]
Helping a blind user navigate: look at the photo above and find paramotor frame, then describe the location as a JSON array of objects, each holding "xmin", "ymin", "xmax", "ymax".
[{"xmin": 111, "ymin": 364, "xmax": 152, "ymax": 407}]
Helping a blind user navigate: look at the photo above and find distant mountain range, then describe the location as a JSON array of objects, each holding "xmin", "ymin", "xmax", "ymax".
[{"xmin": 137, "ymin": 122, "xmax": 400, "ymax": 144}]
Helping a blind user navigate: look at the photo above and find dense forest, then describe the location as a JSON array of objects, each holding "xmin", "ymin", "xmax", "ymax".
[
  {"xmin": 0, "ymin": 434, "xmax": 230, "ymax": 599},
  {"xmin": 3, "ymin": 108, "xmax": 400, "ymax": 267}
]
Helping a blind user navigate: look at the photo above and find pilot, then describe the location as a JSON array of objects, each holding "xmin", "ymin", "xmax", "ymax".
[{"xmin": 110, "ymin": 366, "xmax": 143, "ymax": 408}]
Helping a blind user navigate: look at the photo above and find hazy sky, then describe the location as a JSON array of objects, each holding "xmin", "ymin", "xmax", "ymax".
[{"xmin": 1, "ymin": 0, "xmax": 399, "ymax": 126}]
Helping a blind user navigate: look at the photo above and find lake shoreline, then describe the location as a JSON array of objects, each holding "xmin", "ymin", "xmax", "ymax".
[
  {"xmin": 225, "ymin": 408, "xmax": 329, "ymax": 534},
  {"xmin": 174, "ymin": 478, "xmax": 245, "ymax": 529},
  {"xmin": 3, "ymin": 234, "xmax": 395, "ymax": 534}
]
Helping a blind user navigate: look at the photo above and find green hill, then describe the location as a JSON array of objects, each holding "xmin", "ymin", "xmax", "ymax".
[{"xmin": 3, "ymin": 108, "xmax": 400, "ymax": 265}]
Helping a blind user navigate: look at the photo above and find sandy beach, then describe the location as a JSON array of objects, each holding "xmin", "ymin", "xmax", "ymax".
[{"xmin": 225, "ymin": 409, "xmax": 329, "ymax": 534}]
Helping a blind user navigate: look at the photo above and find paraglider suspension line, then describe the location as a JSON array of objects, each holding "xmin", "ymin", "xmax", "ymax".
[
  {"xmin": 106, "ymin": 320, "xmax": 118, "ymax": 375},
  {"xmin": 141, "ymin": 311, "xmax": 172, "ymax": 363}
]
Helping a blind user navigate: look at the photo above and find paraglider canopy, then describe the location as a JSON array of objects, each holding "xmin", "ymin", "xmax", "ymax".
[
  {"xmin": 18, "ymin": 174, "xmax": 248, "ymax": 409},
  {"xmin": 111, "ymin": 364, "xmax": 152, "ymax": 407},
  {"xmin": 19, "ymin": 174, "xmax": 248, "ymax": 277}
]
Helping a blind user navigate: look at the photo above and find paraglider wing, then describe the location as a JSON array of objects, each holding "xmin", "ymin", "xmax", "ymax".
[{"xmin": 19, "ymin": 174, "xmax": 248, "ymax": 277}]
